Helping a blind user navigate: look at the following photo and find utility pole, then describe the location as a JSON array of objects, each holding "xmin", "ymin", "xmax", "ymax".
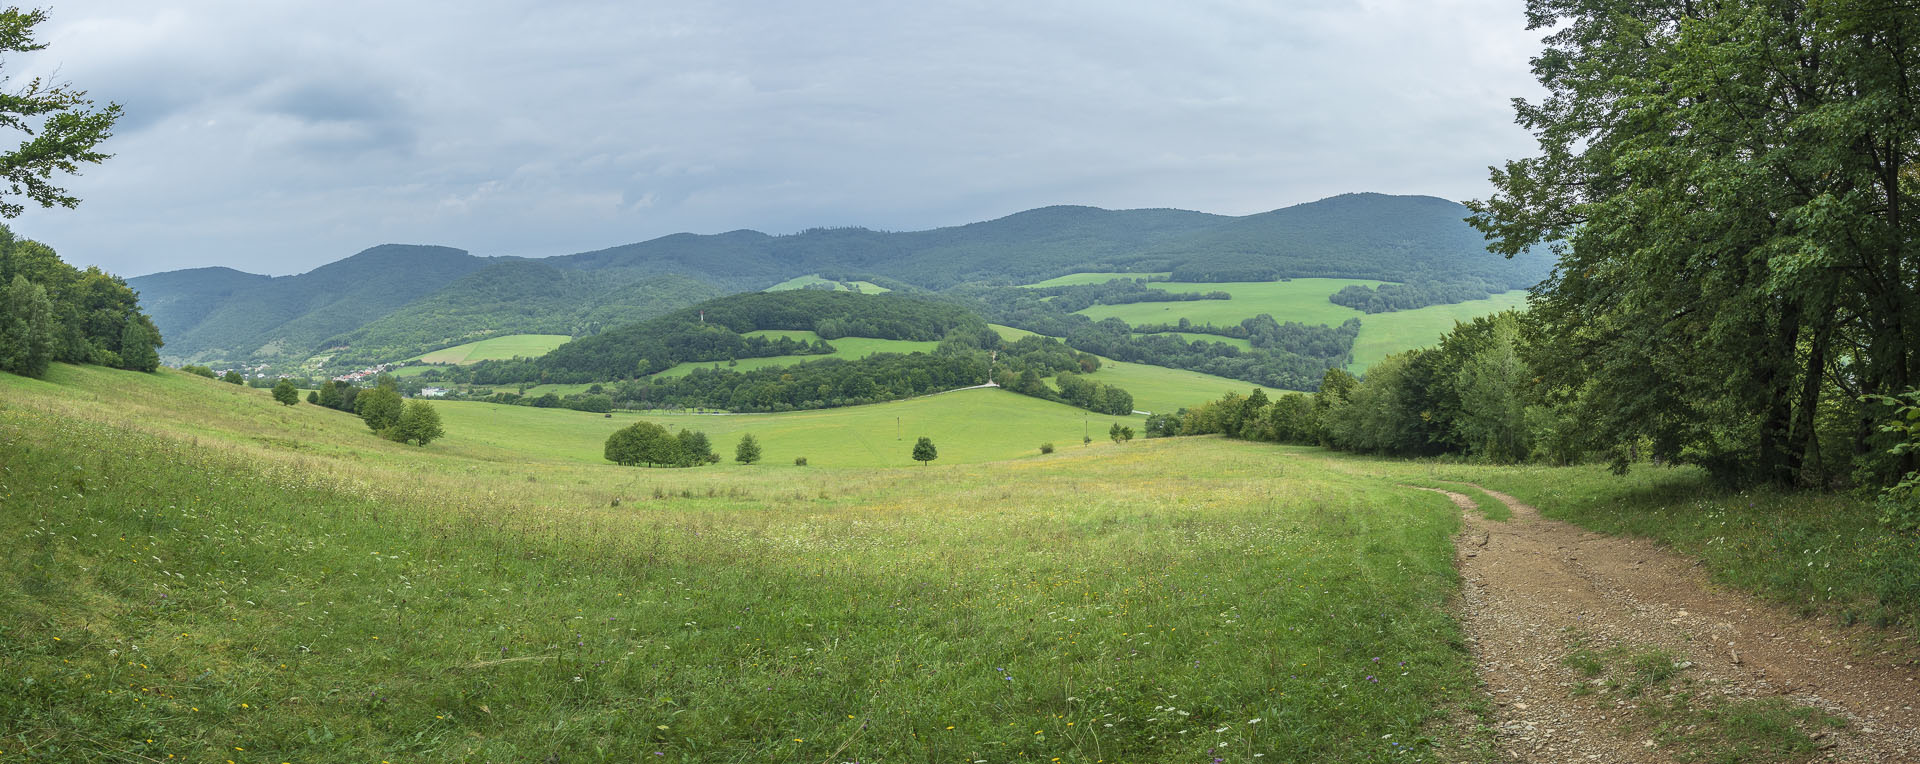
[{"xmin": 896, "ymin": 416, "xmax": 901, "ymax": 440}]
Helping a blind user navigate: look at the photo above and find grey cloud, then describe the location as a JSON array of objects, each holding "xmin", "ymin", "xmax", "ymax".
[{"xmin": 8, "ymin": 0, "xmax": 1548, "ymax": 277}]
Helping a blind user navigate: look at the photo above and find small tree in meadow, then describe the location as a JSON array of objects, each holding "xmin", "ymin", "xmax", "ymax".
[
  {"xmin": 1039, "ymin": 442, "xmax": 1054, "ymax": 454},
  {"xmin": 912, "ymin": 436, "xmax": 937, "ymax": 466},
  {"xmin": 390, "ymin": 400, "xmax": 444, "ymax": 446},
  {"xmin": 355, "ymin": 385, "xmax": 404, "ymax": 433},
  {"xmin": 222, "ymin": 370, "xmax": 244, "ymax": 384},
  {"xmin": 271, "ymin": 377, "xmax": 299, "ymax": 406},
  {"xmin": 735, "ymin": 433, "xmax": 762, "ymax": 464}
]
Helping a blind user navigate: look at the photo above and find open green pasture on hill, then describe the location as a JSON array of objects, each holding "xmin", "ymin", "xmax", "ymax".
[
  {"xmin": 647, "ymin": 336, "xmax": 942, "ymax": 380},
  {"xmin": 1134, "ymin": 331, "xmax": 1253, "ymax": 350},
  {"xmin": 409, "ymin": 334, "xmax": 573, "ymax": 364},
  {"xmin": 1019, "ymin": 271, "xmax": 1171, "ymax": 288},
  {"xmin": 1074, "ymin": 278, "xmax": 1378, "ymax": 329},
  {"xmin": 2, "ymin": 364, "xmax": 1478, "ymax": 763},
  {"xmin": 1070, "ymin": 358, "xmax": 1257, "ymax": 414},
  {"xmin": 763, "ymin": 274, "xmax": 891, "ymax": 293},
  {"xmin": 1348, "ymin": 291, "xmax": 1529, "ymax": 371},
  {"xmin": 439, "ymin": 387, "xmax": 1139, "ymax": 467}
]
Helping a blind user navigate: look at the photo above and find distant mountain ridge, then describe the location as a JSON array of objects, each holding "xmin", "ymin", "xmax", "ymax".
[{"xmin": 131, "ymin": 193, "xmax": 1548, "ymax": 367}]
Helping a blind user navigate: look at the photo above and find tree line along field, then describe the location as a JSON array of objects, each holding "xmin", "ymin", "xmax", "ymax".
[{"xmin": 3, "ymin": 362, "xmax": 1477, "ymax": 762}]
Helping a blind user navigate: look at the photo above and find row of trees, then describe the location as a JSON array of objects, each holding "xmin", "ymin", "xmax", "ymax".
[
  {"xmin": 604, "ymin": 421, "xmax": 718, "ymax": 467},
  {"xmin": 1328, "ymin": 280, "xmax": 1499, "ymax": 314},
  {"xmin": 960, "ymin": 285, "xmax": 1357, "ymax": 391},
  {"xmin": 0, "ymin": 228, "xmax": 161, "ymax": 377},
  {"xmin": 1463, "ymin": 0, "xmax": 1920, "ymax": 488}
]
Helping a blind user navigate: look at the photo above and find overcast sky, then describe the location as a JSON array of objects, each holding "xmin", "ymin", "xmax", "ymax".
[{"xmin": 9, "ymin": 0, "xmax": 1546, "ymax": 278}]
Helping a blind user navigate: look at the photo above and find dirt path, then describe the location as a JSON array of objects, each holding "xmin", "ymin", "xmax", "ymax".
[{"xmin": 1418, "ymin": 485, "xmax": 1920, "ymax": 763}]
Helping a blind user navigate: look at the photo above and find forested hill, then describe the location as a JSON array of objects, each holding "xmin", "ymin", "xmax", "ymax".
[{"xmin": 132, "ymin": 193, "xmax": 1548, "ymax": 367}]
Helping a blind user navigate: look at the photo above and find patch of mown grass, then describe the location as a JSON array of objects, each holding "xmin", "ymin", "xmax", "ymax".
[
  {"xmin": 1556, "ymin": 631, "xmax": 1844, "ymax": 763},
  {"xmin": 1, "ymin": 364, "xmax": 1483, "ymax": 763}
]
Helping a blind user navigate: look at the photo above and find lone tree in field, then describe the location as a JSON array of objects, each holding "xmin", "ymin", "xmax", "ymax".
[
  {"xmin": 1109, "ymin": 422, "xmax": 1134, "ymax": 444},
  {"xmin": 222, "ymin": 370, "xmax": 243, "ymax": 384},
  {"xmin": 271, "ymin": 377, "xmax": 299, "ymax": 406},
  {"xmin": 389, "ymin": 400, "xmax": 444, "ymax": 446},
  {"xmin": 735, "ymin": 433, "xmax": 761, "ymax": 464},
  {"xmin": 911, "ymin": 436, "xmax": 937, "ymax": 466}
]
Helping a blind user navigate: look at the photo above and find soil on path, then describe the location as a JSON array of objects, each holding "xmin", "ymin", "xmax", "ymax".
[{"xmin": 1421, "ymin": 485, "xmax": 1920, "ymax": 763}]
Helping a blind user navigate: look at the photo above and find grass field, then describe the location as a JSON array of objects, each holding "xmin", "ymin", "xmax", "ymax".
[
  {"xmin": 1019, "ymin": 272, "xmax": 1171, "ymax": 288},
  {"xmin": 2, "ymin": 364, "xmax": 1480, "ymax": 763},
  {"xmin": 439, "ymin": 387, "xmax": 1144, "ymax": 467},
  {"xmin": 1348, "ymin": 291, "xmax": 1529, "ymax": 371},
  {"xmin": 647, "ymin": 336, "xmax": 942, "ymax": 380},
  {"xmin": 1071, "ymin": 358, "xmax": 1256, "ymax": 414},
  {"xmin": 764, "ymin": 274, "xmax": 891, "ymax": 293},
  {"xmin": 409, "ymin": 334, "xmax": 572, "ymax": 364},
  {"xmin": 1074, "ymin": 278, "xmax": 1379, "ymax": 328}
]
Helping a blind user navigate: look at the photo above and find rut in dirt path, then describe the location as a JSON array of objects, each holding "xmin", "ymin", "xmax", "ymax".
[{"xmin": 1416, "ymin": 484, "xmax": 1920, "ymax": 763}]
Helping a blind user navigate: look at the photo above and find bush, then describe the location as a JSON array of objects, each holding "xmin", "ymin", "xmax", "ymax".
[
  {"xmin": 181, "ymin": 364, "xmax": 216, "ymax": 378},
  {"xmin": 1039, "ymin": 442, "xmax": 1055, "ymax": 454},
  {"xmin": 794, "ymin": 456, "xmax": 808, "ymax": 466}
]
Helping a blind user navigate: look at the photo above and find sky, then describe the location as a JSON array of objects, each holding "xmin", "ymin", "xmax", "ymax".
[{"xmin": 9, "ymin": 1, "xmax": 1547, "ymax": 278}]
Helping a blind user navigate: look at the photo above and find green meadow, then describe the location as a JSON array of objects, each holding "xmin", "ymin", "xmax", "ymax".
[
  {"xmin": 1073, "ymin": 278, "xmax": 1379, "ymax": 328},
  {"xmin": 410, "ymin": 334, "xmax": 573, "ymax": 364},
  {"xmin": 1071, "ymin": 358, "xmax": 1255, "ymax": 414},
  {"xmin": 2, "ymin": 364, "xmax": 1480, "ymax": 763},
  {"xmin": 764, "ymin": 274, "xmax": 891, "ymax": 293},
  {"xmin": 438, "ymin": 387, "xmax": 1142, "ymax": 467},
  {"xmin": 1346, "ymin": 291, "xmax": 1529, "ymax": 371},
  {"xmin": 1019, "ymin": 272, "xmax": 1170, "ymax": 288},
  {"xmin": 647, "ymin": 335, "xmax": 942, "ymax": 380}
]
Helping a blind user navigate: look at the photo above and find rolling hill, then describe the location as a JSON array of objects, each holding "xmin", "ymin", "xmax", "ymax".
[{"xmin": 131, "ymin": 193, "xmax": 1549, "ymax": 368}]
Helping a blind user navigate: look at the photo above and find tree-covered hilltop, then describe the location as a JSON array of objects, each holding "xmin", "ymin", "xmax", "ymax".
[
  {"xmin": 519, "ymin": 290, "xmax": 986, "ymax": 382},
  {"xmin": 0, "ymin": 227, "xmax": 162, "ymax": 376},
  {"xmin": 131, "ymin": 193, "xmax": 1550, "ymax": 368}
]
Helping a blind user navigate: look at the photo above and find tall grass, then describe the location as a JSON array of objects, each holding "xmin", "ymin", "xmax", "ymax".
[{"xmin": 2, "ymin": 366, "xmax": 1480, "ymax": 762}]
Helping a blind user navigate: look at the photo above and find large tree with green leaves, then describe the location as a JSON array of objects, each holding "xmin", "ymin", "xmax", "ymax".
[
  {"xmin": 1469, "ymin": 0, "xmax": 1920, "ymax": 486},
  {"xmin": 0, "ymin": 7, "xmax": 121, "ymax": 218}
]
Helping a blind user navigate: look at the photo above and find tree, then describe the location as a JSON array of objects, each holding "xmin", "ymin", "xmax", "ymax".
[
  {"xmin": 0, "ymin": 274, "xmax": 56, "ymax": 377},
  {"xmin": 1468, "ymin": 0, "xmax": 1920, "ymax": 486},
  {"xmin": 0, "ymin": 9, "xmax": 121, "ymax": 219},
  {"xmin": 390, "ymin": 400, "xmax": 444, "ymax": 446},
  {"xmin": 181, "ymin": 364, "xmax": 215, "ymax": 378},
  {"xmin": 676, "ymin": 428, "xmax": 715, "ymax": 465},
  {"xmin": 305, "ymin": 390, "xmax": 318, "ymax": 404},
  {"xmin": 355, "ymin": 385, "xmax": 403, "ymax": 433},
  {"xmin": 116, "ymin": 317, "xmax": 159, "ymax": 372},
  {"xmin": 222, "ymin": 370, "xmax": 244, "ymax": 385},
  {"xmin": 271, "ymin": 377, "xmax": 299, "ymax": 406},
  {"xmin": 911, "ymin": 436, "xmax": 937, "ymax": 466},
  {"xmin": 735, "ymin": 433, "xmax": 762, "ymax": 464},
  {"xmin": 1109, "ymin": 422, "xmax": 1126, "ymax": 444}
]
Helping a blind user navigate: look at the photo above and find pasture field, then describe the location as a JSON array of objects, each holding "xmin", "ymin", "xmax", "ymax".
[
  {"xmin": 1070, "ymin": 358, "xmax": 1257, "ymax": 414},
  {"xmin": 764, "ymin": 274, "xmax": 891, "ymax": 293},
  {"xmin": 2, "ymin": 364, "xmax": 1478, "ymax": 763},
  {"xmin": 409, "ymin": 334, "xmax": 573, "ymax": 365},
  {"xmin": 1019, "ymin": 271, "xmax": 1171, "ymax": 288},
  {"xmin": 647, "ymin": 336, "xmax": 942, "ymax": 380},
  {"xmin": 1073, "ymin": 278, "xmax": 1378, "ymax": 328},
  {"xmin": 437, "ymin": 387, "xmax": 1144, "ymax": 467},
  {"xmin": 1347, "ymin": 291, "xmax": 1529, "ymax": 371}
]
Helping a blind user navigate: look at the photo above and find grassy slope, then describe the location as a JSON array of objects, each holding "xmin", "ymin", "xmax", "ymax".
[
  {"xmin": 1071, "ymin": 359, "xmax": 1256, "ymax": 414},
  {"xmin": 646, "ymin": 337, "xmax": 942, "ymax": 380},
  {"xmin": 440, "ymin": 388, "xmax": 1142, "ymax": 467},
  {"xmin": 1134, "ymin": 331, "xmax": 1253, "ymax": 350},
  {"xmin": 2, "ymin": 365, "xmax": 1476, "ymax": 763},
  {"xmin": 1348, "ymin": 291, "xmax": 1530, "ymax": 371},
  {"xmin": 411, "ymin": 334, "xmax": 573, "ymax": 364},
  {"xmin": 1074, "ymin": 278, "xmax": 1378, "ymax": 328},
  {"xmin": 763, "ymin": 274, "xmax": 891, "ymax": 293},
  {"xmin": 1018, "ymin": 272, "xmax": 1171, "ymax": 288}
]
